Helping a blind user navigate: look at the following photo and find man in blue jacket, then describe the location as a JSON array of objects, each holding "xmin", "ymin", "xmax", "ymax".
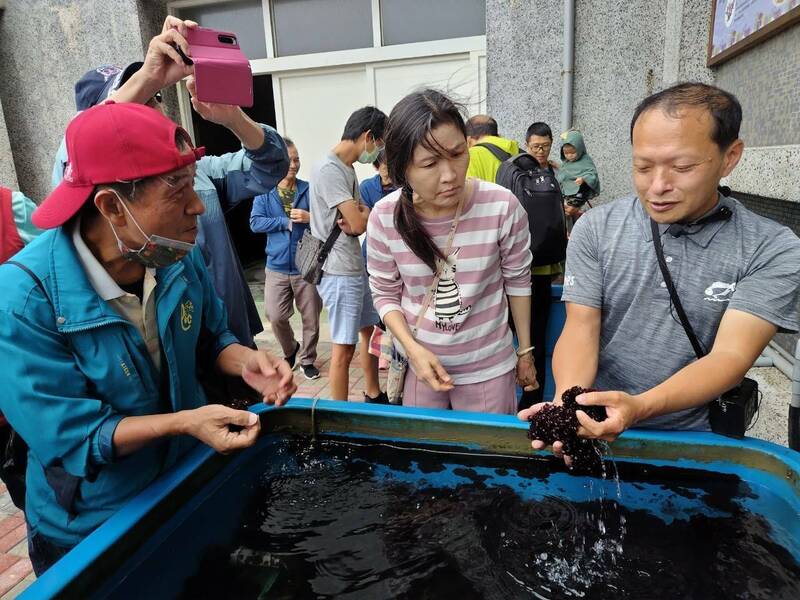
[
  {"xmin": 251, "ymin": 138, "xmax": 323, "ymax": 380},
  {"xmin": 52, "ymin": 17, "xmax": 288, "ymax": 349},
  {"xmin": 0, "ymin": 102, "xmax": 296, "ymax": 575}
]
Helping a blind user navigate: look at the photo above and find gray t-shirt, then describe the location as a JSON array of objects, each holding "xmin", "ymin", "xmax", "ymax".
[
  {"xmin": 562, "ymin": 194, "xmax": 800, "ymax": 430},
  {"xmin": 309, "ymin": 153, "xmax": 363, "ymax": 276}
]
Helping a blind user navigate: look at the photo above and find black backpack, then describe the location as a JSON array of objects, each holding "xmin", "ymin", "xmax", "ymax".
[{"xmin": 477, "ymin": 143, "xmax": 567, "ymax": 266}]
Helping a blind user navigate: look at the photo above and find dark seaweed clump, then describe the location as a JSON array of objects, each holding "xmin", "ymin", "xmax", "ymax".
[{"xmin": 527, "ymin": 386, "xmax": 608, "ymax": 474}]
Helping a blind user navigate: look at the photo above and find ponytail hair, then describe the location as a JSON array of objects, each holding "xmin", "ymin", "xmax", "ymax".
[{"xmin": 384, "ymin": 89, "xmax": 467, "ymax": 272}]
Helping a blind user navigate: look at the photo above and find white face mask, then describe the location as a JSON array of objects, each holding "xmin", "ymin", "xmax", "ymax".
[{"xmin": 107, "ymin": 191, "xmax": 195, "ymax": 268}]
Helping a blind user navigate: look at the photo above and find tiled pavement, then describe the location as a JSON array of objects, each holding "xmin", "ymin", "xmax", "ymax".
[
  {"xmin": 0, "ymin": 485, "xmax": 33, "ymax": 599},
  {"xmin": 253, "ymin": 303, "xmax": 388, "ymax": 403}
]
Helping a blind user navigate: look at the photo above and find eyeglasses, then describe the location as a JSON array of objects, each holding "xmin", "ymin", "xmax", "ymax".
[
  {"xmin": 528, "ymin": 143, "xmax": 551, "ymax": 152},
  {"xmin": 159, "ymin": 165, "xmax": 197, "ymax": 189}
]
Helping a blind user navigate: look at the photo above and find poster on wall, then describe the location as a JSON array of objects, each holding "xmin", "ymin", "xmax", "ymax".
[{"xmin": 708, "ymin": 0, "xmax": 800, "ymax": 66}]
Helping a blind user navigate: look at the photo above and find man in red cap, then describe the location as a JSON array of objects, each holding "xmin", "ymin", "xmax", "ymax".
[
  {"xmin": 53, "ymin": 16, "xmax": 289, "ymax": 354},
  {"xmin": 0, "ymin": 101, "xmax": 296, "ymax": 575}
]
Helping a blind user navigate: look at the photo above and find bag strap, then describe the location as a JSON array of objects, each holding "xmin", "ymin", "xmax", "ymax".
[
  {"xmin": 649, "ymin": 219, "xmax": 705, "ymax": 359},
  {"xmin": 6, "ymin": 260, "xmax": 52, "ymax": 306},
  {"xmin": 411, "ymin": 184, "xmax": 468, "ymax": 334},
  {"xmin": 317, "ymin": 222, "xmax": 341, "ymax": 264},
  {"xmin": 476, "ymin": 143, "xmax": 511, "ymax": 163},
  {"xmin": 319, "ymin": 176, "xmax": 361, "ymax": 263}
]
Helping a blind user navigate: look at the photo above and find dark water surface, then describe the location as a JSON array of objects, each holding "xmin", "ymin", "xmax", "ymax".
[{"xmin": 176, "ymin": 437, "xmax": 800, "ymax": 600}]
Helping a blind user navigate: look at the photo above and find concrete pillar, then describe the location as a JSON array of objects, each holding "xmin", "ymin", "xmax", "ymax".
[
  {"xmin": 0, "ymin": 0, "xmax": 146, "ymax": 200},
  {"xmin": 0, "ymin": 96, "xmax": 17, "ymax": 189}
]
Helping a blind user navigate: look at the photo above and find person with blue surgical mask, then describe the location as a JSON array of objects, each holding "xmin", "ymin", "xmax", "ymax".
[{"xmin": 308, "ymin": 106, "xmax": 389, "ymax": 403}]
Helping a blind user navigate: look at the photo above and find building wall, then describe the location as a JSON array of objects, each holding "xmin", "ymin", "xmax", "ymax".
[
  {"xmin": 0, "ymin": 0, "xmax": 146, "ymax": 201},
  {"xmin": 488, "ymin": 0, "xmax": 799, "ymax": 206},
  {"xmin": 716, "ymin": 24, "xmax": 800, "ymax": 148},
  {"xmin": 135, "ymin": 0, "xmax": 182, "ymax": 124},
  {"xmin": 0, "ymin": 96, "xmax": 17, "ymax": 190},
  {"xmin": 486, "ymin": 0, "xmax": 563, "ymax": 146},
  {"xmin": 487, "ymin": 0, "xmax": 668, "ymax": 204}
]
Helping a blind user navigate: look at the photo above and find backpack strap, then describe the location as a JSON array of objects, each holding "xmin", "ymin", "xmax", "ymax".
[{"xmin": 476, "ymin": 143, "xmax": 512, "ymax": 163}]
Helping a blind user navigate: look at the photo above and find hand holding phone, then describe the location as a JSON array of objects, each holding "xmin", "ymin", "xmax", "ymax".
[{"xmin": 180, "ymin": 26, "xmax": 253, "ymax": 107}]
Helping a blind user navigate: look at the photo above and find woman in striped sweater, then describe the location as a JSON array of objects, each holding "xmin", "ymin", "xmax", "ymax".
[{"xmin": 366, "ymin": 89, "xmax": 538, "ymax": 413}]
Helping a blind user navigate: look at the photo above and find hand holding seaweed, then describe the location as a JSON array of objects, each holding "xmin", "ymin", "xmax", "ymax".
[{"xmin": 527, "ymin": 386, "xmax": 608, "ymax": 474}]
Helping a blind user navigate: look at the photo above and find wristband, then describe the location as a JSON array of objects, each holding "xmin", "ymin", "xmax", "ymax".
[{"xmin": 516, "ymin": 346, "xmax": 534, "ymax": 357}]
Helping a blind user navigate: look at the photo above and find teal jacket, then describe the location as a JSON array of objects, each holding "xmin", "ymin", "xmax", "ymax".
[{"xmin": 0, "ymin": 227, "xmax": 237, "ymax": 547}]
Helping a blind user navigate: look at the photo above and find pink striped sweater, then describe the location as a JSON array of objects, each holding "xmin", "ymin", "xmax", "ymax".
[{"xmin": 367, "ymin": 179, "xmax": 532, "ymax": 385}]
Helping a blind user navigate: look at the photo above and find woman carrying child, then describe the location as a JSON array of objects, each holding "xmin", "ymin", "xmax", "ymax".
[{"xmin": 366, "ymin": 89, "xmax": 538, "ymax": 414}]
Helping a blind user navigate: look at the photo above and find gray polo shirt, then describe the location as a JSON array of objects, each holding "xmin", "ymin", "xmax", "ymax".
[
  {"xmin": 309, "ymin": 153, "xmax": 364, "ymax": 276},
  {"xmin": 562, "ymin": 194, "xmax": 800, "ymax": 430}
]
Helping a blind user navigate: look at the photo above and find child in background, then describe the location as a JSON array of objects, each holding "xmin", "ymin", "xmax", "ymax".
[{"xmin": 556, "ymin": 129, "xmax": 600, "ymax": 216}]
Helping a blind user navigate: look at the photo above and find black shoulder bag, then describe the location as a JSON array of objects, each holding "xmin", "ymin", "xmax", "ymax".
[{"xmin": 649, "ymin": 219, "xmax": 758, "ymax": 438}]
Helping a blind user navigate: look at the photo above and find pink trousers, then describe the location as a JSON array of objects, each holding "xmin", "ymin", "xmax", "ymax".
[{"xmin": 402, "ymin": 368, "xmax": 517, "ymax": 414}]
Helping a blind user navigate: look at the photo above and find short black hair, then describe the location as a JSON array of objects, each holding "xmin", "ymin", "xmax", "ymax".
[
  {"xmin": 282, "ymin": 136, "xmax": 295, "ymax": 147},
  {"xmin": 341, "ymin": 106, "xmax": 387, "ymax": 141},
  {"xmin": 525, "ymin": 122, "xmax": 553, "ymax": 142},
  {"xmin": 465, "ymin": 115, "xmax": 498, "ymax": 138},
  {"xmin": 630, "ymin": 82, "xmax": 742, "ymax": 149}
]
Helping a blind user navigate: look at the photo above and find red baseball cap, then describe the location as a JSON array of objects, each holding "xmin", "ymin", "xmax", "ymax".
[{"xmin": 33, "ymin": 102, "xmax": 205, "ymax": 229}]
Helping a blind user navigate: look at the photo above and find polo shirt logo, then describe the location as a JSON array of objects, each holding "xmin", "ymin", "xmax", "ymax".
[
  {"xmin": 704, "ymin": 281, "xmax": 736, "ymax": 303},
  {"xmin": 180, "ymin": 299, "xmax": 195, "ymax": 331}
]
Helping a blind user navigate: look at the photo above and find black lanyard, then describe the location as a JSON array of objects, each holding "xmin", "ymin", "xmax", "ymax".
[{"xmin": 649, "ymin": 219, "xmax": 706, "ymax": 359}]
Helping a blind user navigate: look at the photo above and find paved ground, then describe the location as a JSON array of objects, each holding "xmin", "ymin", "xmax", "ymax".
[
  {"xmin": 0, "ymin": 485, "xmax": 33, "ymax": 599},
  {"xmin": 2, "ymin": 279, "xmax": 794, "ymax": 595}
]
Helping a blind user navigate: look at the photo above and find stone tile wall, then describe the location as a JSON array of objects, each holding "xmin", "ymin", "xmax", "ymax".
[
  {"xmin": 716, "ymin": 24, "xmax": 800, "ymax": 148},
  {"xmin": 0, "ymin": 0, "xmax": 146, "ymax": 201},
  {"xmin": 0, "ymin": 97, "xmax": 16, "ymax": 190}
]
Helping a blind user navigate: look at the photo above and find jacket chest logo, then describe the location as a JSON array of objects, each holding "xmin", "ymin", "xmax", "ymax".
[{"xmin": 180, "ymin": 300, "xmax": 195, "ymax": 331}]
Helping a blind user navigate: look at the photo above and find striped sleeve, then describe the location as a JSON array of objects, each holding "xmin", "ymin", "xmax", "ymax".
[
  {"xmin": 367, "ymin": 203, "xmax": 403, "ymax": 318},
  {"xmin": 499, "ymin": 194, "xmax": 533, "ymax": 295}
]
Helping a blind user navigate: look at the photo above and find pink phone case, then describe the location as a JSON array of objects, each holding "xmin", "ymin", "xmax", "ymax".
[{"xmin": 186, "ymin": 27, "xmax": 253, "ymax": 107}]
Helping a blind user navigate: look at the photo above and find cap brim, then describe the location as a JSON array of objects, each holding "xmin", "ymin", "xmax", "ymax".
[
  {"xmin": 118, "ymin": 62, "xmax": 144, "ymax": 89},
  {"xmin": 32, "ymin": 181, "xmax": 96, "ymax": 229}
]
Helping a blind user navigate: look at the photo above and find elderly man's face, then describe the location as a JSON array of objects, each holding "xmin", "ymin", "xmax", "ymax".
[
  {"xmin": 632, "ymin": 106, "xmax": 742, "ymax": 224},
  {"xmin": 117, "ymin": 164, "xmax": 204, "ymax": 248}
]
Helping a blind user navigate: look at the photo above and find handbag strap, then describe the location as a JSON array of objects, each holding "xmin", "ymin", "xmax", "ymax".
[
  {"xmin": 319, "ymin": 176, "xmax": 360, "ymax": 263},
  {"xmin": 317, "ymin": 222, "xmax": 341, "ymax": 263},
  {"xmin": 411, "ymin": 184, "xmax": 468, "ymax": 333},
  {"xmin": 650, "ymin": 218, "xmax": 705, "ymax": 359}
]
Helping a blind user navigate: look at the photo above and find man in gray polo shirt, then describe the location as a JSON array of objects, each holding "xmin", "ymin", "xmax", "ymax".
[
  {"xmin": 522, "ymin": 82, "xmax": 800, "ymax": 458},
  {"xmin": 310, "ymin": 106, "xmax": 388, "ymax": 402}
]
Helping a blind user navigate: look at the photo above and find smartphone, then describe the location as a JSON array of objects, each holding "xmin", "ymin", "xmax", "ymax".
[{"xmin": 184, "ymin": 26, "xmax": 253, "ymax": 107}]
